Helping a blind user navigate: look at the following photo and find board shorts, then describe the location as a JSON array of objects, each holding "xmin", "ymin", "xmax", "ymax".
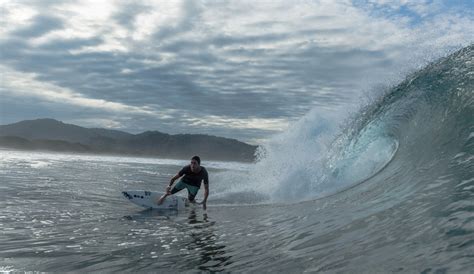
[{"xmin": 170, "ymin": 180, "xmax": 199, "ymax": 201}]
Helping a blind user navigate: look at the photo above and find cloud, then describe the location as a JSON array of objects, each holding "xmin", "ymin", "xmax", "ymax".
[
  {"xmin": 0, "ymin": 65, "xmax": 160, "ymax": 116},
  {"xmin": 0, "ymin": 0, "xmax": 472, "ymax": 143},
  {"xmin": 11, "ymin": 15, "xmax": 64, "ymax": 38}
]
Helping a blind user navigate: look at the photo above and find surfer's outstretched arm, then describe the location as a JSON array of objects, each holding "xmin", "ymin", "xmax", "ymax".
[
  {"xmin": 157, "ymin": 192, "xmax": 170, "ymax": 205},
  {"xmin": 157, "ymin": 173, "xmax": 181, "ymax": 205}
]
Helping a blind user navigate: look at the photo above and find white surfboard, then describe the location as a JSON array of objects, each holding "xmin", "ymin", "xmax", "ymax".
[{"xmin": 122, "ymin": 190, "xmax": 189, "ymax": 210}]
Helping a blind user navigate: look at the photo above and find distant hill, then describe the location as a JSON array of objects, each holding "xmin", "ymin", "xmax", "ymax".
[
  {"xmin": 0, "ymin": 119, "xmax": 133, "ymax": 143},
  {"xmin": 0, "ymin": 119, "xmax": 257, "ymax": 162}
]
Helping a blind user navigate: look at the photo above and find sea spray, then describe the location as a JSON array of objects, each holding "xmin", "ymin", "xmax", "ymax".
[{"xmin": 211, "ymin": 107, "xmax": 353, "ymax": 204}]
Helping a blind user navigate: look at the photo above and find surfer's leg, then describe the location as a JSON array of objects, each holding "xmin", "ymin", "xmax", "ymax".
[
  {"xmin": 171, "ymin": 180, "xmax": 186, "ymax": 194},
  {"xmin": 185, "ymin": 184, "xmax": 200, "ymax": 202},
  {"xmin": 158, "ymin": 181, "xmax": 186, "ymax": 204}
]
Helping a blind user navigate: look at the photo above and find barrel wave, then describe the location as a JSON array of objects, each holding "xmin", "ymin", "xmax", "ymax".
[
  {"xmin": 215, "ymin": 45, "xmax": 473, "ymax": 207},
  {"xmin": 198, "ymin": 45, "xmax": 473, "ymax": 272},
  {"xmin": 212, "ymin": 44, "xmax": 473, "ymax": 271}
]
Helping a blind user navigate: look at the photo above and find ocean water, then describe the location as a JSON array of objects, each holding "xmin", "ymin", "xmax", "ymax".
[{"xmin": 0, "ymin": 45, "xmax": 473, "ymax": 272}]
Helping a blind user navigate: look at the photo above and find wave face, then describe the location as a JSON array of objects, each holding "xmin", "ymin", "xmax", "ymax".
[{"xmin": 214, "ymin": 44, "xmax": 473, "ymax": 205}]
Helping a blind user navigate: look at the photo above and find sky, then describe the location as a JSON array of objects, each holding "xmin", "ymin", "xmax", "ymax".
[{"xmin": 0, "ymin": 0, "xmax": 473, "ymax": 144}]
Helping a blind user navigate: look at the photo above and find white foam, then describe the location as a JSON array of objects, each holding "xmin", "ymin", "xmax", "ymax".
[{"xmin": 213, "ymin": 107, "xmax": 354, "ymax": 203}]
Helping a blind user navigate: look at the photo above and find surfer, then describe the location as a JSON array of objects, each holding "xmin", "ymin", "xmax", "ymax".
[{"xmin": 157, "ymin": 156, "xmax": 209, "ymax": 210}]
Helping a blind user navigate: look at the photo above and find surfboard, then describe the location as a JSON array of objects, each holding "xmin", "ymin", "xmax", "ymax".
[{"xmin": 122, "ymin": 190, "xmax": 189, "ymax": 210}]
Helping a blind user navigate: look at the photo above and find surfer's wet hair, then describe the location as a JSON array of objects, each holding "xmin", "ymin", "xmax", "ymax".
[{"xmin": 191, "ymin": 156, "xmax": 201, "ymax": 165}]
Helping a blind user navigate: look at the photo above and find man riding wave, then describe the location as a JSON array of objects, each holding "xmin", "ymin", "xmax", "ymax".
[{"xmin": 157, "ymin": 156, "xmax": 209, "ymax": 210}]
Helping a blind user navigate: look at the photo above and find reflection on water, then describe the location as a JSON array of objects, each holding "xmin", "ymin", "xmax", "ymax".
[
  {"xmin": 186, "ymin": 210, "xmax": 233, "ymax": 271},
  {"xmin": 120, "ymin": 208, "xmax": 233, "ymax": 272}
]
